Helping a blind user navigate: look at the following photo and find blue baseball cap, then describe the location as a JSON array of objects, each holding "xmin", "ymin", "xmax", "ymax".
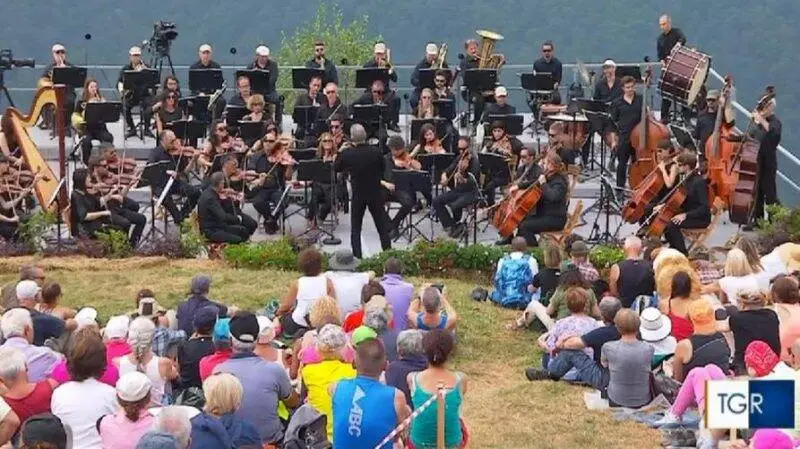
[{"xmin": 212, "ymin": 317, "xmax": 231, "ymax": 341}]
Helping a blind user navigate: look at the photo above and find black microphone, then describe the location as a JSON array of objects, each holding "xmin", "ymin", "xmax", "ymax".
[
  {"xmin": 84, "ymin": 33, "xmax": 92, "ymax": 40},
  {"xmin": 340, "ymin": 58, "xmax": 348, "ymax": 65},
  {"xmin": 230, "ymin": 47, "xmax": 237, "ymax": 55}
]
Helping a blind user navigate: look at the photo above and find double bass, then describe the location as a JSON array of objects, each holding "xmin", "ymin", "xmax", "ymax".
[
  {"xmin": 703, "ymin": 75, "xmax": 736, "ymax": 205},
  {"xmin": 628, "ymin": 65, "xmax": 669, "ymax": 189},
  {"xmin": 728, "ymin": 86, "xmax": 776, "ymax": 225}
]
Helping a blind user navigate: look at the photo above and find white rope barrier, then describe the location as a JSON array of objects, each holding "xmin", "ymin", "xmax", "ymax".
[{"xmin": 372, "ymin": 386, "xmax": 450, "ymax": 449}]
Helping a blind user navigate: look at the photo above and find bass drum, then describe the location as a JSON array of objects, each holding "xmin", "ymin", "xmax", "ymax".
[{"xmin": 659, "ymin": 44, "xmax": 711, "ymax": 107}]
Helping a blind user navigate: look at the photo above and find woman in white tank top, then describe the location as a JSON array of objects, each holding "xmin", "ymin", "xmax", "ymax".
[
  {"xmin": 705, "ymin": 248, "xmax": 763, "ymax": 307},
  {"xmin": 116, "ymin": 317, "xmax": 178, "ymax": 405},
  {"xmin": 276, "ymin": 249, "xmax": 336, "ymax": 334}
]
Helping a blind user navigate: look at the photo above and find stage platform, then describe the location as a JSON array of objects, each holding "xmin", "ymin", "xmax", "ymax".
[{"xmin": 30, "ymin": 113, "xmax": 747, "ymax": 257}]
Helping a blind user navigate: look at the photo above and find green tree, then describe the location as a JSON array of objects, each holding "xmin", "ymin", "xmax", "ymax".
[{"xmin": 276, "ymin": 2, "xmax": 380, "ymax": 111}]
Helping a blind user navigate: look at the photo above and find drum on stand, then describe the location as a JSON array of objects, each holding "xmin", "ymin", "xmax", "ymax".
[
  {"xmin": 658, "ymin": 44, "xmax": 711, "ymax": 107},
  {"xmin": 548, "ymin": 112, "xmax": 589, "ymax": 150}
]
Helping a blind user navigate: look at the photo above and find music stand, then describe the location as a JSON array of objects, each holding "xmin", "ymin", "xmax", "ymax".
[
  {"xmin": 289, "ymin": 148, "xmax": 318, "ymax": 162},
  {"xmin": 140, "ymin": 161, "xmax": 173, "ymax": 243},
  {"xmin": 479, "ymin": 152, "xmax": 511, "ymax": 185},
  {"xmin": 84, "ymin": 102, "xmax": 122, "ymax": 124},
  {"xmin": 616, "ymin": 65, "xmax": 643, "ymax": 83},
  {"xmin": 123, "ymin": 69, "xmax": 159, "ymax": 94},
  {"xmin": 188, "ymin": 69, "xmax": 223, "ymax": 94},
  {"xmin": 417, "ymin": 69, "xmax": 437, "ymax": 90},
  {"xmin": 392, "ymin": 169, "xmax": 432, "ymax": 243},
  {"xmin": 578, "ymin": 98, "xmax": 612, "ymax": 173},
  {"xmin": 235, "ymin": 69, "xmax": 271, "ymax": 95},
  {"xmin": 418, "ymin": 152, "xmax": 455, "ymax": 239},
  {"xmin": 238, "ymin": 121, "xmax": 266, "ymax": 145},
  {"xmin": 170, "ymin": 119, "xmax": 205, "ymax": 147},
  {"xmin": 352, "ymin": 104, "xmax": 390, "ymax": 139},
  {"xmin": 295, "ymin": 159, "xmax": 340, "ymax": 244},
  {"xmin": 586, "ymin": 175, "xmax": 625, "ymax": 244},
  {"xmin": 410, "ymin": 118, "xmax": 448, "ymax": 142},
  {"xmin": 52, "ymin": 66, "xmax": 87, "ymax": 89},
  {"xmin": 463, "ymin": 69, "xmax": 498, "ymax": 125},
  {"xmin": 670, "ymin": 124, "xmax": 698, "ymax": 152},
  {"xmin": 293, "ymin": 105, "xmax": 320, "ymax": 138},
  {"xmin": 433, "ymin": 99, "xmax": 455, "ymax": 121},
  {"xmin": 487, "ymin": 114, "xmax": 524, "ymax": 136},
  {"xmin": 178, "ymin": 95, "xmax": 211, "ymax": 124},
  {"xmin": 224, "ymin": 105, "xmax": 247, "ymax": 127},
  {"xmin": 355, "ymin": 68, "xmax": 390, "ymax": 89},
  {"xmin": 291, "ymin": 68, "xmax": 325, "ymax": 89}
]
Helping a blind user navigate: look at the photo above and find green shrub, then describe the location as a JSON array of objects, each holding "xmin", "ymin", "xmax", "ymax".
[
  {"xmin": 179, "ymin": 222, "xmax": 206, "ymax": 259},
  {"xmin": 756, "ymin": 204, "xmax": 800, "ymax": 250},
  {"xmin": 96, "ymin": 229, "xmax": 132, "ymax": 259},
  {"xmin": 18, "ymin": 211, "xmax": 55, "ymax": 252},
  {"xmin": 455, "ymin": 243, "xmax": 506, "ymax": 271},
  {"xmin": 223, "ymin": 238, "xmax": 299, "ymax": 270},
  {"xmin": 357, "ymin": 248, "xmax": 422, "ymax": 276},
  {"xmin": 589, "ymin": 244, "xmax": 625, "ymax": 270}
]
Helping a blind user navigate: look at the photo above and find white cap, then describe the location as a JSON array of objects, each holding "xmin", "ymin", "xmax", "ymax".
[
  {"xmin": 51, "ymin": 44, "xmax": 66, "ymax": 53},
  {"xmin": 15, "ymin": 280, "xmax": 40, "ymax": 301},
  {"xmin": 425, "ymin": 43, "xmax": 438, "ymax": 55},
  {"xmin": 104, "ymin": 315, "xmax": 130, "ymax": 339},
  {"xmin": 117, "ymin": 372, "xmax": 152, "ymax": 402},
  {"xmin": 129, "ymin": 46, "xmax": 142, "ymax": 56},
  {"xmin": 494, "ymin": 86, "xmax": 508, "ymax": 97},
  {"xmin": 603, "ymin": 59, "xmax": 616, "ymax": 68},
  {"xmin": 199, "ymin": 44, "xmax": 212, "ymax": 53},
  {"xmin": 256, "ymin": 315, "xmax": 276, "ymax": 343},
  {"xmin": 374, "ymin": 42, "xmax": 387, "ymax": 54},
  {"xmin": 74, "ymin": 307, "xmax": 98, "ymax": 329},
  {"xmin": 255, "ymin": 45, "xmax": 270, "ymax": 57}
]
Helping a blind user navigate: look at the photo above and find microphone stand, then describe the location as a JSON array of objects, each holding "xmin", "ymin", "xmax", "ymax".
[{"xmin": 323, "ymin": 158, "xmax": 342, "ymax": 245}]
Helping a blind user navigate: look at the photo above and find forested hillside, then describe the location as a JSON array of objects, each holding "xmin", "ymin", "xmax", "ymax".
[{"xmin": 1, "ymin": 0, "xmax": 796, "ymax": 153}]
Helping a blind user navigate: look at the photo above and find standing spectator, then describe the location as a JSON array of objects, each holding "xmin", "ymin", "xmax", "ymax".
[
  {"xmin": 213, "ymin": 312, "xmax": 300, "ymax": 444},
  {"xmin": 98, "ymin": 372, "xmax": 155, "ymax": 449},
  {"xmin": 1, "ymin": 264, "xmax": 45, "ymax": 310},
  {"xmin": 331, "ymin": 338, "xmax": 410, "ymax": 449},
  {"xmin": 301, "ymin": 325, "xmax": 356, "ymax": 440},
  {"xmin": 0, "ymin": 346, "xmax": 57, "ymax": 425},
  {"xmin": 325, "ymin": 249, "xmax": 371, "ymax": 317},
  {"xmin": 601, "ymin": 309, "xmax": 654, "ymax": 408},
  {"xmin": 176, "ymin": 307, "xmax": 216, "ymax": 390},
  {"xmin": 201, "ymin": 373, "xmax": 260, "ymax": 448},
  {"xmin": 490, "ymin": 237, "xmax": 539, "ymax": 309},
  {"xmin": 608, "ymin": 236, "xmax": 656, "ymax": 308},
  {"xmin": 176, "ymin": 275, "xmax": 230, "ymax": 336},
  {"xmin": 199, "ymin": 318, "xmax": 232, "ymax": 381},
  {"xmin": 36, "ymin": 283, "xmax": 76, "ymax": 320},
  {"xmin": 0, "ymin": 308, "xmax": 61, "ymax": 382},
  {"xmin": 18, "ymin": 413, "xmax": 67, "ymax": 449},
  {"xmin": 380, "ymin": 257, "xmax": 415, "ymax": 331},
  {"xmin": 386, "ymin": 330, "xmax": 428, "ymax": 409},
  {"xmin": 276, "ymin": 249, "xmax": 336, "ymax": 337},
  {"xmin": 409, "ymin": 329, "xmax": 468, "ymax": 449},
  {"xmin": 728, "ymin": 291, "xmax": 781, "ymax": 375},
  {"xmin": 567, "ymin": 240, "xmax": 599, "ymax": 283},
  {"xmin": 51, "ymin": 328, "xmax": 118, "ymax": 449},
  {"xmin": 117, "ymin": 317, "xmax": 178, "ymax": 405}
]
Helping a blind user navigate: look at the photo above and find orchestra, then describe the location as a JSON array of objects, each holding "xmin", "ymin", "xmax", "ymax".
[{"xmin": 0, "ymin": 21, "xmax": 784, "ymax": 260}]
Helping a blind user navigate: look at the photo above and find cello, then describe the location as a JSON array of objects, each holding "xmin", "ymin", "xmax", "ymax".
[
  {"xmin": 728, "ymin": 86, "xmax": 776, "ymax": 225},
  {"xmin": 638, "ymin": 168, "xmax": 699, "ymax": 238},
  {"xmin": 629, "ymin": 65, "xmax": 670, "ymax": 189},
  {"xmin": 491, "ymin": 162, "xmax": 559, "ymax": 238},
  {"xmin": 621, "ymin": 147, "xmax": 678, "ymax": 223},
  {"xmin": 703, "ymin": 75, "xmax": 736, "ymax": 205}
]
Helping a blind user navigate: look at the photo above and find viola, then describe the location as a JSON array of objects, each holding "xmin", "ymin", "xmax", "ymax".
[
  {"xmin": 704, "ymin": 75, "xmax": 736, "ymax": 204},
  {"xmin": 393, "ymin": 152, "xmax": 421, "ymax": 171},
  {"xmin": 629, "ymin": 65, "xmax": 669, "ymax": 189}
]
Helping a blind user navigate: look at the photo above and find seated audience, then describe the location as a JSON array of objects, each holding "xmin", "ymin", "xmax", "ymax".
[
  {"xmin": 294, "ymin": 296, "xmax": 352, "ymax": 378},
  {"xmin": 277, "ymin": 249, "xmax": 336, "ymax": 337},
  {"xmin": 19, "ymin": 413, "xmax": 67, "ymax": 449},
  {"xmin": 704, "ymin": 248, "xmax": 761, "ymax": 306},
  {"xmin": 409, "ymin": 329, "xmax": 468, "ymax": 449},
  {"xmin": 601, "ymin": 309, "xmax": 654, "ymax": 408},
  {"xmin": 301, "ymin": 324, "xmax": 356, "ymax": 440},
  {"xmin": 760, "ymin": 242, "xmax": 800, "ymax": 283},
  {"xmin": 1, "ymin": 263, "xmax": 45, "ymax": 310},
  {"xmin": 745, "ymin": 340, "xmax": 796, "ymax": 380},
  {"xmin": 176, "ymin": 306, "xmax": 216, "ymax": 391},
  {"xmin": 325, "ymin": 249, "xmax": 371, "ymax": 317},
  {"xmin": 343, "ymin": 280, "xmax": 386, "ymax": 333},
  {"xmin": 199, "ymin": 318, "xmax": 232, "ymax": 381},
  {"xmin": 363, "ymin": 300, "xmax": 399, "ymax": 362},
  {"xmin": 117, "ymin": 317, "xmax": 179, "ymax": 405},
  {"xmin": 567, "ymin": 240, "xmax": 599, "ymax": 283},
  {"xmin": 152, "ymin": 406, "xmax": 193, "ymax": 449},
  {"xmin": 736, "ymin": 236, "xmax": 768, "ymax": 290},
  {"xmin": 386, "ymin": 329, "xmax": 428, "ymax": 409},
  {"xmin": 520, "ymin": 268, "xmax": 600, "ymax": 330},
  {"xmin": 213, "ymin": 311, "xmax": 300, "ymax": 444},
  {"xmin": 688, "ymin": 247, "xmax": 723, "ymax": 287},
  {"xmin": 381, "ymin": 257, "xmax": 415, "ymax": 331},
  {"xmin": 0, "ymin": 346, "xmax": 57, "ymax": 426},
  {"xmin": 254, "ymin": 316, "xmax": 285, "ymax": 367},
  {"xmin": 36, "ymin": 283, "xmax": 76, "ymax": 320},
  {"xmin": 103, "ymin": 315, "xmax": 132, "ymax": 363},
  {"xmin": 638, "ymin": 307, "xmax": 677, "ymax": 363},
  {"xmin": 655, "ymin": 362, "xmax": 726, "ymax": 426},
  {"xmin": 50, "ymin": 326, "xmax": 121, "ymax": 387},
  {"xmin": 16, "ymin": 280, "xmax": 73, "ymax": 347},
  {"xmin": 532, "ymin": 243, "xmax": 563, "ymax": 303},
  {"xmin": 771, "ymin": 275, "xmax": 800, "ymax": 361},
  {"xmin": 176, "ymin": 275, "xmax": 230, "ymax": 336},
  {"xmin": 671, "ymin": 300, "xmax": 730, "ymax": 382},
  {"xmin": 201, "ymin": 372, "xmax": 261, "ymax": 448},
  {"xmin": 728, "ymin": 291, "xmax": 781, "ymax": 375},
  {"xmin": 137, "ymin": 297, "xmax": 187, "ymax": 358},
  {"xmin": 135, "ymin": 431, "xmax": 180, "ymax": 449},
  {"xmin": 0, "ymin": 308, "xmax": 61, "ymax": 382},
  {"xmin": 490, "ymin": 237, "xmax": 539, "ymax": 309},
  {"xmin": 407, "ymin": 286, "xmax": 459, "ymax": 332},
  {"xmin": 608, "ymin": 236, "xmax": 656, "ymax": 308},
  {"xmin": 51, "ymin": 327, "xmax": 118, "ymax": 449},
  {"xmin": 659, "ymin": 271, "xmax": 696, "ymax": 341},
  {"xmin": 98, "ymin": 372, "xmax": 155, "ymax": 449},
  {"xmin": 331, "ymin": 338, "xmax": 410, "ymax": 449}
]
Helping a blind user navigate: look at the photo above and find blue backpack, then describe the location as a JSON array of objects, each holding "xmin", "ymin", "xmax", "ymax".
[{"xmin": 490, "ymin": 254, "xmax": 535, "ymax": 309}]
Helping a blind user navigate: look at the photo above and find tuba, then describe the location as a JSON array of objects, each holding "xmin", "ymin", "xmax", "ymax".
[{"xmin": 475, "ymin": 29, "xmax": 505, "ymax": 70}]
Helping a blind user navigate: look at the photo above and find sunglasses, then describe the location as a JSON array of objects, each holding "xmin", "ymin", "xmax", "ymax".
[
  {"xmin": 372, "ymin": 90, "xmax": 385, "ymax": 94},
  {"xmin": 321, "ymin": 139, "xmax": 333, "ymax": 143},
  {"xmin": 315, "ymin": 48, "xmax": 325, "ymax": 52},
  {"xmin": 216, "ymin": 127, "xmax": 227, "ymax": 131},
  {"xmin": 435, "ymin": 79, "xmax": 446, "ymax": 83},
  {"xmin": 542, "ymin": 48, "xmax": 553, "ymax": 53},
  {"xmin": 55, "ymin": 50, "xmax": 65, "ymax": 54},
  {"xmin": 330, "ymin": 125, "xmax": 341, "ymax": 129},
  {"xmin": 166, "ymin": 95, "xmax": 177, "ymax": 99},
  {"xmin": 548, "ymin": 134, "xmax": 557, "ymax": 138}
]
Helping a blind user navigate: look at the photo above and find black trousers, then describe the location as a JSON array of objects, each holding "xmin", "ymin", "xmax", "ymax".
[
  {"xmin": 124, "ymin": 93, "xmax": 155, "ymax": 132},
  {"xmin": 663, "ymin": 216, "xmax": 711, "ymax": 255},
  {"xmin": 518, "ymin": 214, "xmax": 567, "ymax": 246},
  {"xmin": 80, "ymin": 125, "xmax": 114, "ymax": 165},
  {"xmin": 202, "ymin": 224, "xmax": 251, "ymax": 244},
  {"xmin": 156, "ymin": 180, "xmax": 200, "ymax": 225},
  {"xmin": 432, "ymin": 190, "xmax": 475, "ymax": 228},
  {"xmin": 0, "ymin": 222, "xmax": 18, "ymax": 241},
  {"xmin": 220, "ymin": 200, "xmax": 258, "ymax": 238},
  {"xmin": 350, "ymin": 193, "xmax": 391, "ymax": 259},
  {"xmin": 661, "ymin": 98, "xmax": 672, "ymax": 123},
  {"xmin": 108, "ymin": 197, "xmax": 146, "ymax": 246},
  {"xmin": 616, "ymin": 135, "xmax": 634, "ymax": 188},
  {"xmin": 251, "ymin": 188, "xmax": 284, "ymax": 224},
  {"xmin": 753, "ymin": 155, "xmax": 779, "ymax": 221},
  {"xmin": 384, "ymin": 189, "xmax": 415, "ymax": 230}
]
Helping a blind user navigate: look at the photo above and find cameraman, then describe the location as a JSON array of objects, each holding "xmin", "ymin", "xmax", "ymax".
[{"xmin": 40, "ymin": 44, "xmax": 76, "ymax": 136}]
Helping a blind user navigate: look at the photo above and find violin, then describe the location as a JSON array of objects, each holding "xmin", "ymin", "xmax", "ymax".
[
  {"xmin": 105, "ymin": 155, "xmax": 138, "ymax": 173},
  {"xmin": 441, "ymin": 149, "xmax": 471, "ymax": 187},
  {"xmin": 393, "ymin": 151, "xmax": 422, "ymax": 171},
  {"xmin": 489, "ymin": 135, "xmax": 513, "ymax": 156},
  {"xmin": 267, "ymin": 147, "xmax": 297, "ymax": 166},
  {"xmin": 229, "ymin": 168, "xmax": 262, "ymax": 183},
  {"xmin": 629, "ymin": 65, "xmax": 669, "ymax": 189},
  {"xmin": 219, "ymin": 187, "xmax": 244, "ymax": 204}
]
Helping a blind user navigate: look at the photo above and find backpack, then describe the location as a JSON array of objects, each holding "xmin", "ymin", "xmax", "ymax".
[{"xmin": 490, "ymin": 255, "xmax": 534, "ymax": 309}]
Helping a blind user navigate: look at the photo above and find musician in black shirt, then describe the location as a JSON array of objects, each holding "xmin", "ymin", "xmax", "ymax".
[
  {"xmin": 228, "ymin": 75, "xmax": 251, "ymax": 109},
  {"xmin": 117, "ymin": 46, "xmax": 155, "ymax": 138},
  {"xmin": 433, "ymin": 136, "xmax": 480, "ymax": 239},
  {"xmin": 654, "ymin": 152, "xmax": 710, "ymax": 254},
  {"xmin": 363, "ymin": 42, "xmax": 400, "ymax": 131},
  {"xmin": 493, "ymin": 147, "xmax": 542, "ymax": 245},
  {"xmin": 146, "ymin": 130, "xmax": 201, "ymax": 225},
  {"xmin": 481, "ymin": 86, "xmax": 516, "ymax": 123},
  {"xmin": 749, "ymin": 97, "xmax": 782, "ymax": 227},
  {"xmin": 333, "ymin": 124, "xmax": 392, "ymax": 258},
  {"xmin": 383, "ymin": 136, "xmax": 418, "ymax": 239},
  {"xmin": 190, "ymin": 44, "xmax": 222, "ymax": 71},
  {"xmin": 197, "ymin": 172, "xmax": 252, "ymax": 244},
  {"xmin": 294, "ymin": 75, "xmax": 324, "ymax": 142},
  {"xmin": 530, "ymin": 40, "xmax": 563, "ymax": 113},
  {"xmin": 305, "ymin": 40, "xmax": 339, "ymax": 85},
  {"xmin": 517, "ymin": 153, "xmax": 569, "ymax": 246},
  {"xmin": 457, "ymin": 39, "xmax": 486, "ymax": 134},
  {"xmin": 246, "ymin": 46, "xmax": 281, "ymax": 120},
  {"xmin": 352, "ymin": 79, "xmax": 394, "ymax": 143},
  {"xmin": 694, "ymin": 89, "xmax": 735, "ymax": 154},
  {"xmin": 657, "ymin": 15, "xmax": 687, "ymax": 124},
  {"xmin": 610, "ymin": 76, "xmax": 643, "ymax": 189},
  {"xmin": 590, "ymin": 60, "xmax": 622, "ymax": 153},
  {"xmin": 40, "ymin": 44, "xmax": 76, "ymax": 135},
  {"xmin": 248, "ymin": 131, "xmax": 287, "ymax": 234},
  {"xmin": 69, "ymin": 168, "xmax": 143, "ymax": 246},
  {"xmin": 410, "ymin": 43, "xmax": 448, "ymax": 109}
]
